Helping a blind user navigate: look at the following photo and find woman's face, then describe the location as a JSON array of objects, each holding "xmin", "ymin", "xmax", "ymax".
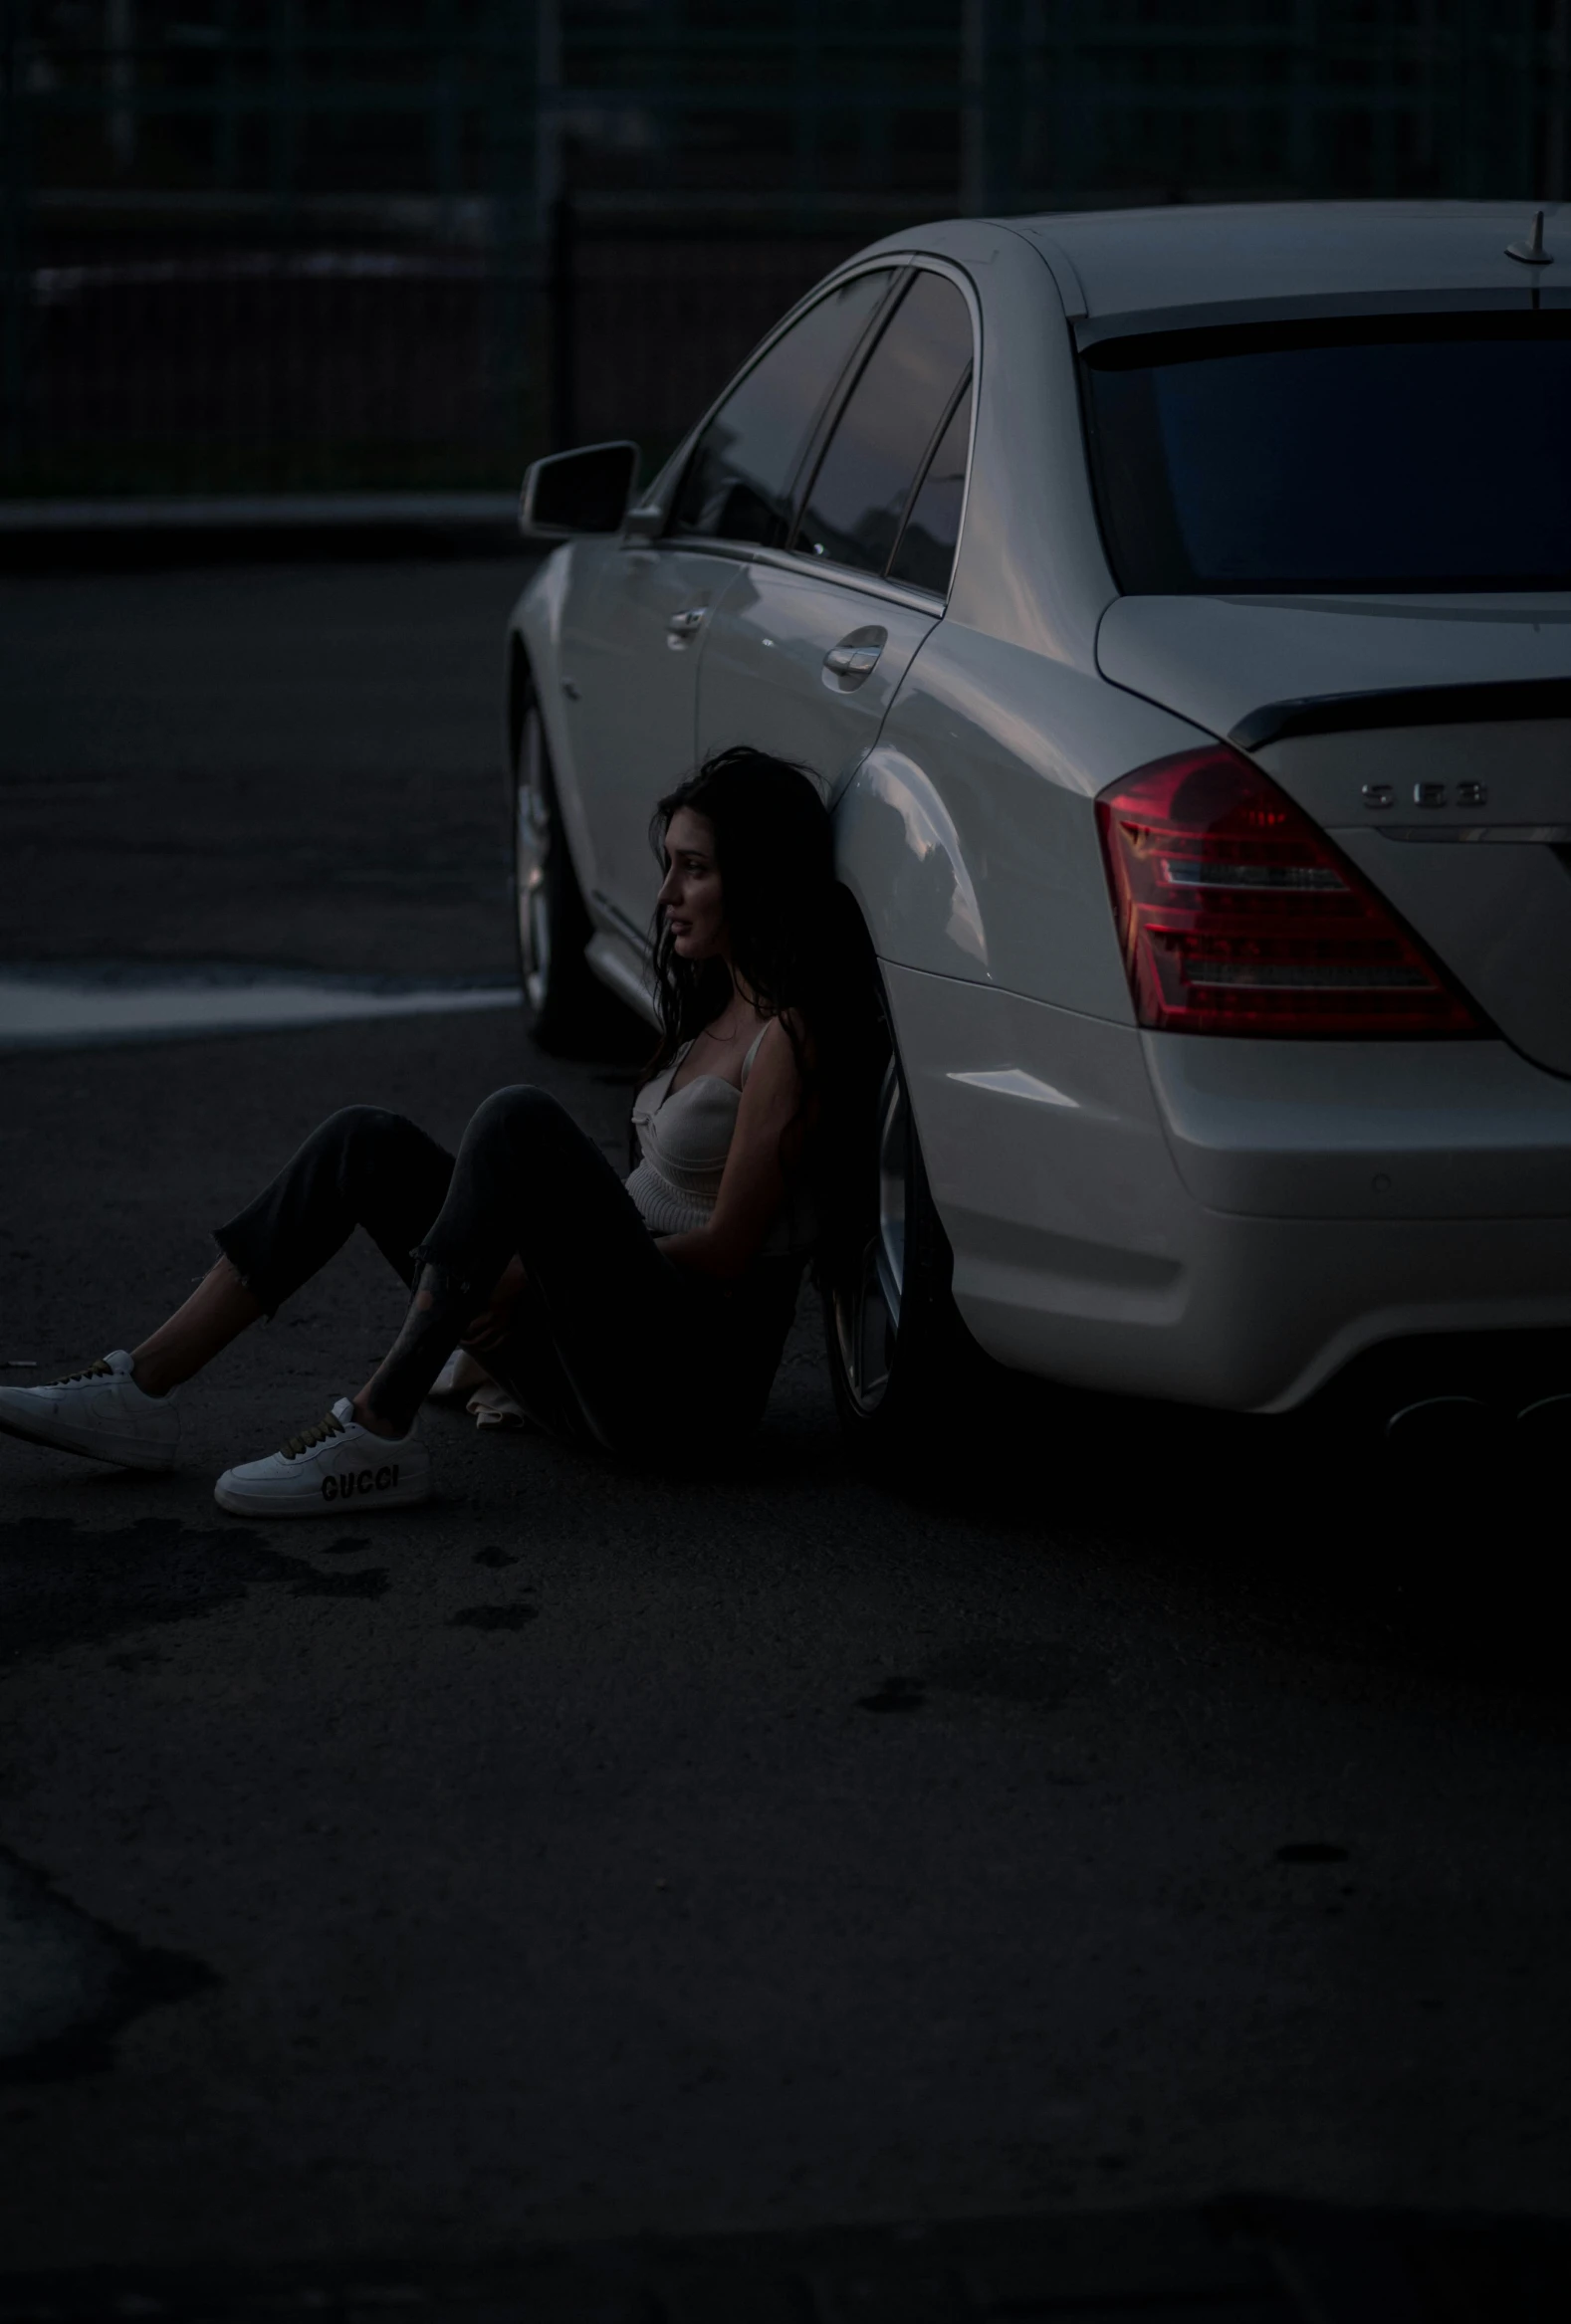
[{"xmin": 657, "ymin": 807, "xmax": 728, "ymax": 961}]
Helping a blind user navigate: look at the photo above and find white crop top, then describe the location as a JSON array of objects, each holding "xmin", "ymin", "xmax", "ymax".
[{"xmin": 626, "ymin": 1026, "xmax": 813, "ymax": 1257}]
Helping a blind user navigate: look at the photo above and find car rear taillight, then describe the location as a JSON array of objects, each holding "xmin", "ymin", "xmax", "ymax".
[{"xmin": 1095, "ymin": 746, "xmax": 1482, "ymax": 1037}]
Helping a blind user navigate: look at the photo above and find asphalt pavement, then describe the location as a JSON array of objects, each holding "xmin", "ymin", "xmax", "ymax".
[{"xmin": 1, "ymin": 550, "xmax": 1568, "ymax": 2316}]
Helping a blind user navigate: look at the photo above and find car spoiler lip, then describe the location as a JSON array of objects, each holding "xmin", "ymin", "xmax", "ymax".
[{"xmin": 1231, "ymin": 676, "xmax": 1571, "ymax": 752}]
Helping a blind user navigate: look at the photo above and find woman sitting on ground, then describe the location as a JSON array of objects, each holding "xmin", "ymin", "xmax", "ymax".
[{"xmin": 0, "ymin": 748, "xmax": 848, "ymax": 1515}]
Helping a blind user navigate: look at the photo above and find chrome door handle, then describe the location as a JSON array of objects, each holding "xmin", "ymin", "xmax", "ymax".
[
  {"xmin": 667, "ymin": 608, "xmax": 706, "ymax": 636},
  {"xmin": 824, "ymin": 643, "xmax": 881, "ymax": 677}
]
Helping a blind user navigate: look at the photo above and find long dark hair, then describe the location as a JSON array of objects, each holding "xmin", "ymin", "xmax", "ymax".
[{"xmin": 648, "ymin": 746, "xmax": 872, "ymax": 1260}]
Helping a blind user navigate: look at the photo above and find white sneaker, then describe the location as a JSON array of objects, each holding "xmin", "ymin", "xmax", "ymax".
[
  {"xmin": 214, "ymin": 1396, "xmax": 429, "ymax": 1519},
  {"xmin": 0, "ymin": 1350, "xmax": 181, "ymax": 1471}
]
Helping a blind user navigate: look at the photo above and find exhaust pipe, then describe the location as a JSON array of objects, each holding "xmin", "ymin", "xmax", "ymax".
[
  {"xmin": 1384, "ymin": 1393, "xmax": 1498, "ymax": 1450},
  {"xmin": 1515, "ymin": 1392, "xmax": 1571, "ymax": 1440}
]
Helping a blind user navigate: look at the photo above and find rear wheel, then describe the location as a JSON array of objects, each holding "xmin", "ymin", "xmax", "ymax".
[
  {"xmin": 822, "ymin": 983, "xmax": 978, "ymax": 1451},
  {"xmin": 513, "ymin": 699, "xmax": 604, "ymax": 1052}
]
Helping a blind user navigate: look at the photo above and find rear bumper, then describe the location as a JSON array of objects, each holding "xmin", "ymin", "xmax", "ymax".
[{"xmin": 886, "ymin": 962, "xmax": 1571, "ymax": 1412}]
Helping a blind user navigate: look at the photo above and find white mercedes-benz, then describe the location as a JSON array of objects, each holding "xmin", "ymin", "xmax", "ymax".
[{"xmin": 505, "ymin": 200, "xmax": 1571, "ymax": 1440}]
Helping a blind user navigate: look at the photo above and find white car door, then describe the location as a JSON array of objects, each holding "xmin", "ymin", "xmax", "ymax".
[
  {"xmin": 697, "ymin": 265, "xmax": 977, "ymax": 806},
  {"xmin": 555, "ymin": 536, "xmax": 740, "ymax": 945},
  {"xmin": 560, "ymin": 265, "xmax": 898, "ymax": 942}
]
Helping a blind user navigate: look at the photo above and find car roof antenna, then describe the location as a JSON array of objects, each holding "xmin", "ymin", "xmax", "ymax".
[{"xmin": 1506, "ymin": 210, "xmax": 1554, "ymax": 266}]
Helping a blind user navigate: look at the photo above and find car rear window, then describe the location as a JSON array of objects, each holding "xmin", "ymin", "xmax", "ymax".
[{"xmin": 1081, "ymin": 313, "xmax": 1571, "ymax": 593}]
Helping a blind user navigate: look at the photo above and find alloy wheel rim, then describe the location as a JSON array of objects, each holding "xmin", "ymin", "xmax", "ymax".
[
  {"xmin": 515, "ymin": 710, "xmax": 553, "ymax": 1014},
  {"xmin": 834, "ymin": 1052, "xmax": 907, "ymax": 1415}
]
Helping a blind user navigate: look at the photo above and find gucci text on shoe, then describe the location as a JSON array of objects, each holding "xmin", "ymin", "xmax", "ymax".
[{"xmin": 322, "ymin": 1463, "xmax": 401, "ymax": 1502}]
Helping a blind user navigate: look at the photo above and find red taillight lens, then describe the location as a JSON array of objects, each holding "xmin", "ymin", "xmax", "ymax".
[{"xmin": 1095, "ymin": 746, "xmax": 1481, "ymax": 1038}]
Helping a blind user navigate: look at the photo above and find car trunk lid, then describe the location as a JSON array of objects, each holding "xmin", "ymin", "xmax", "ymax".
[{"xmin": 1098, "ymin": 593, "xmax": 1571, "ymax": 1075}]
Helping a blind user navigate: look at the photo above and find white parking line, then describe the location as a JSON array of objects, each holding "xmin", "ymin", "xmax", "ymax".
[{"xmin": 0, "ymin": 971, "xmax": 520, "ymax": 1049}]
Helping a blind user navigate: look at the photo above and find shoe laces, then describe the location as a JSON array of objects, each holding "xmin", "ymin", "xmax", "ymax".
[
  {"xmin": 283, "ymin": 1408, "xmax": 347, "ymax": 1459},
  {"xmin": 51, "ymin": 1359, "xmax": 114, "ymax": 1385}
]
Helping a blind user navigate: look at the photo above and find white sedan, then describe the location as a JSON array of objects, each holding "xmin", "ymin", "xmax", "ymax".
[{"xmin": 505, "ymin": 199, "xmax": 1571, "ymax": 1439}]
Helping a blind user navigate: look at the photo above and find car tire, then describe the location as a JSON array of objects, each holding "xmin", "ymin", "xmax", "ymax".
[
  {"xmin": 822, "ymin": 980, "xmax": 981, "ymax": 1454},
  {"xmin": 512, "ymin": 697, "xmax": 605, "ymax": 1053}
]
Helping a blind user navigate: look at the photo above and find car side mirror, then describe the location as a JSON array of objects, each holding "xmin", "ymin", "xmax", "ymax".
[{"xmin": 519, "ymin": 441, "xmax": 640, "ymax": 540}]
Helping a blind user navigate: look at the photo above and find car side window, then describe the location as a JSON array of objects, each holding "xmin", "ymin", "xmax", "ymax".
[
  {"xmin": 668, "ymin": 270, "xmax": 895, "ymax": 546},
  {"xmin": 792, "ymin": 270, "xmax": 973, "ymax": 577},
  {"xmin": 888, "ymin": 374, "xmax": 973, "ymax": 595}
]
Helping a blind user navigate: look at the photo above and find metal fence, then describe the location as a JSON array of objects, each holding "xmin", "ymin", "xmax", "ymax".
[
  {"xmin": 2, "ymin": 1, "xmax": 1567, "ymax": 500},
  {"xmin": 553, "ymin": 208, "xmax": 869, "ymax": 466},
  {"xmin": 22, "ymin": 243, "xmax": 504, "ymax": 495}
]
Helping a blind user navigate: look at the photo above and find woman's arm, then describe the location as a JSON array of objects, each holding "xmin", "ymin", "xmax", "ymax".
[{"xmin": 659, "ymin": 1018, "xmax": 808, "ymax": 1282}]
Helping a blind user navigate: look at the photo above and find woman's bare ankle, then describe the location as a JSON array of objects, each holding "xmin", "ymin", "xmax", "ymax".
[
  {"xmin": 128, "ymin": 1353, "xmax": 176, "ymax": 1398},
  {"xmin": 351, "ymin": 1395, "xmax": 410, "ymax": 1441},
  {"xmin": 130, "ymin": 1260, "xmax": 263, "ymax": 1399}
]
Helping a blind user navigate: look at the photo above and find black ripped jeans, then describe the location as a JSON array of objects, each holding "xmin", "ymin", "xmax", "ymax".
[{"xmin": 214, "ymin": 1090, "xmax": 802, "ymax": 1458}]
